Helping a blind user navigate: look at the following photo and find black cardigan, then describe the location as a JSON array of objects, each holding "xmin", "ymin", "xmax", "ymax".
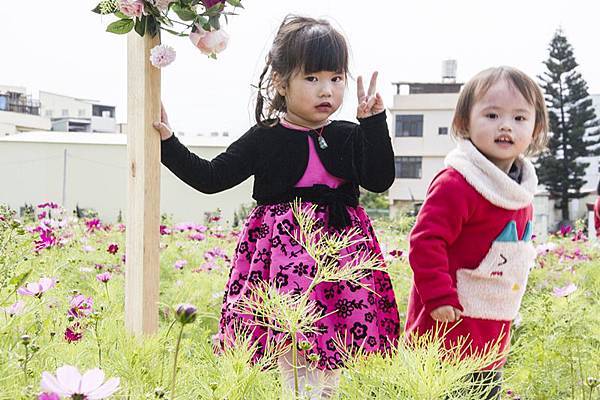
[{"xmin": 160, "ymin": 111, "xmax": 395, "ymax": 205}]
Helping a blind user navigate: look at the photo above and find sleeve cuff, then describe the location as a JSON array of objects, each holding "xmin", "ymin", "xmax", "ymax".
[{"xmin": 357, "ymin": 110, "xmax": 387, "ymax": 126}]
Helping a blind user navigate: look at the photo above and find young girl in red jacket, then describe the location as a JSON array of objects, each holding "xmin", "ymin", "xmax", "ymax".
[{"xmin": 405, "ymin": 66, "xmax": 549, "ymax": 398}]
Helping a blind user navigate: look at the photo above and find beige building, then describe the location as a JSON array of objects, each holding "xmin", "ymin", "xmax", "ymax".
[
  {"xmin": 0, "ymin": 132, "xmax": 254, "ymax": 225},
  {"xmin": 0, "ymin": 85, "xmax": 51, "ymax": 135},
  {"xmin": 388, "ymin": 81, "xmax": 460, "ymax": 214}
]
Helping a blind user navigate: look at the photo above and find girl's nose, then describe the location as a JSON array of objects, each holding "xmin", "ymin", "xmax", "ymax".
[
  {"xmin": 499, "ymin": 119, "xmax": 512, "ymax": 131},
  {"xmin": 319, "ymin": 83, "xmax": 333, "ymax": 97}
]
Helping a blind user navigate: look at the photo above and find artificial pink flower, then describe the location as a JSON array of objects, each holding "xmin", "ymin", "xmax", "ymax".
[
  {"xmin": 552, "ymin": 283, "xmax": 577, "ymax": 297},
  {"xmin": 68, "ymin": 295, "xmax": 94, "ymax": 318},
  {"xmin": 17, "ymin": 278, "xmax": 56, "ymax": 298},
  {"xmin": 41, "ymin": 365, "xmax": 120, "ymax": 398},
  {"xmin": 118, "ymin": 0, "xmax": 144, "ymax": 18},
  {"xmin": 559, "ymin": 225, "xmax": 572, "ymax": 237},
  {"xmin": 150, "ymin": 44, "xmax": 176, "ymax": 68},
  {"xmin": 189, "ymin": 25, "xmax": 229, "ymax": 56},
  {"xmin": 202, "ymin": 0, "xmax": 225, "ymax": 7},
  {"xmin": 107, "ymin": 243, "xmax": 119, "ymax": 255},
  {"xmin": 152, "ymin": 0, "xmax": 173, "ymax": 11},
  {"xmin": 96, "ymin": 272, "xmax": 112, "ymax": 283},
  {"xmin": 38, "ymin": 211, "xmax": 47, "ymax": 220}
]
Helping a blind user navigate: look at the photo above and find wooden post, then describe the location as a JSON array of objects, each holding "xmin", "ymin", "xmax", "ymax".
[{"xmin": 125, "ymin": 32, "xmax": 161, "ymax": 335}]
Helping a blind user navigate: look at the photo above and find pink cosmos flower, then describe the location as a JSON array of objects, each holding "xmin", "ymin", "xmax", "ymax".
[
  {"xmin": 18, "ymin": 277, "xmax": 56, "ymax": 298},
  {"xmin": 189, "ymin": 232, "xmax": 206, "ymax": 241},
  {"xmin": 38, "ymin": 392, "xmax": 60, "ymax": 400},
  {"xmin": 552, "ymin": 283, "xmax": 577, "ymax": 297},
  {"xmin": 41, "ymin": 365, "xmax": 120, "ymax": 398},
  {"xmin": 96, "ymin": 272, "xmax": 112, "ymax": 283},
  {"xmin": 160, "ymin": 225, "xmax": 171, "ymax": 235},
  {"xmin": 68, "ymin": 295, "xmax": 94, "ymax": 318},
  {"xmin": 38, "ymin": 211, "xmax": 47, "ymax": 220},
  {"xmin": 86, "ymin": 218, "xmax": 102, "ymax": 233},
  {"xmin": 107, "ymin": 243, "xmax": 119, "ymax": 255},
  {"xmin": 150, "ymin": 44, "xmax": 176, "ymax": 68},
  {"xmin": 38, "ymin": 202, "xmax": 59, "ymax": 209},
  {"xmin": 64, "ymin": 324, "xmax": 83, "ymax": 343},
  {"xmin": 174, "ymin": 260, "xmax": 187, "ymax": 270},
  {"xmin": 118, "ymin": 0, "xmax": 144, "ymax": 18},
  {"xmin": 189, "ymin": 25, "xmax": 229, "ymax": 56},
  {"xmin": 35, "ymin": 228, "xmax": 58, "ymax": 252},
  {"xmin": 3, "ymin": 300, "xmax": 25, "ymax": 316},
  {"xmin": 559, "ymin": 225, "xmax": 572, "ymax": 237}
]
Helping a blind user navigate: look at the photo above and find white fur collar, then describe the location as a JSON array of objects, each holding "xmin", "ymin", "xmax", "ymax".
[{"xmin": 444, "ymin": 139, "xmax": 538, "ymax": 210}]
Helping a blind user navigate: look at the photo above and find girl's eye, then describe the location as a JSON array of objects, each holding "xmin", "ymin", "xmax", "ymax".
[
  {"xmin": 515, "ymin": 115, "xmax": 527, "ymax": 121},
  {"xmin": 486, "ymin": 113, "xmax": 498, "ymax": 119},
  {"xmin": 305, "ymin": 76, "xmax": 317, "ymax": 82},
  {"xmin": 332, "ymin": 76, "xmax": 344, "ymax": 83}
]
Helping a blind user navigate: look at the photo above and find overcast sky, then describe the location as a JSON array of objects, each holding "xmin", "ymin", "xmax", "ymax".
[{"xmin": 2, "ymin": 0, "xmax": 599, "ymax": 137}]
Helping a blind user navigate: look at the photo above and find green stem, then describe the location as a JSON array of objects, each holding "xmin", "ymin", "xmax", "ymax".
[
  {"xmin": 160, "ymin": 320, "xmax": 177, "ymax": 385},
  {"xmin": 291, "ymin": 334, "xmax": 299, "ymax": 399},
  {"xmin": 170, "ymin": 324, "xmax": 185, "ymax": 400},
  {"xmin": 95, "ymin": 319, "xmax": 102, "ymax": 366},
  {"xmin": 23, "ymin": 344, "xmax": 29, "ymax": 382},
  {"xmin": 104, "ymin": 283, "xmax": 110, "ymax": 299}
]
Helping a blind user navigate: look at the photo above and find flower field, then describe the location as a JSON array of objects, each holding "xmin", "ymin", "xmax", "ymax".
[{"xmin": 0, "ymin": 203, "xmax": 598, "ymax": 399}]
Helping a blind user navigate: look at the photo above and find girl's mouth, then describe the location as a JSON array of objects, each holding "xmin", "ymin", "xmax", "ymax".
[{"xmin": 315, "ymin": 102, "xmax": 332, "ymax": 112}]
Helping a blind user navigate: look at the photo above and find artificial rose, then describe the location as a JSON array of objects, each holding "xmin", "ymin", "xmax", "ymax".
[
  {"xmin": 189, "ymin": 25, "xmax": 229, "ymax": 56},
  {"xmin": 119, "ymin": 0, "xmax": 144, "ymax": 18}
]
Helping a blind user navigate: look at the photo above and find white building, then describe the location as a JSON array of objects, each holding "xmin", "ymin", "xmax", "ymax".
[
  {"xmin": 388, "ymin": 81, "xmax": 461, "ymax": 214},
  {"xmin": 0, "ymin": 132, "xmax": 254, "ymax": 225},
  {"xmin": 0, "ymin": 85, "xmax": 51, "ymax": 135},
  {"xmin": 40, "ymin": 91, "xmax": 116, "ymax": 133}
]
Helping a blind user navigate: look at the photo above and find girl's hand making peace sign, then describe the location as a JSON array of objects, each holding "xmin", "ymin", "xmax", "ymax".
[{"xmin": 356, "ymin": 71, "xmax": 385, "ymax": 119}]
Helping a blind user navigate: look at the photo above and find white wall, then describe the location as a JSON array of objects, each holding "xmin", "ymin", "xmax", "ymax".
[{"xmin": 0, "ymin": 134, "xmax": 254, "ymax": 225}]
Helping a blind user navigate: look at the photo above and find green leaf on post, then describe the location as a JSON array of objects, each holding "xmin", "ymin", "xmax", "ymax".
[
  {"xmin": 172, "ymin": 3, "xmax": 198, "ymax": 21},
  {"xmin": 106, "ymin": 18, "xmax": 135, "ymax": 34},
  {"xmin": 208, "ymin": 15, "xmax": 220, "ymax": 30},
  {"xmin": 226, "ymin": 0, "xmax": 243, "ymax": 8},
  {"xmin": 135, "ymin": 15, "xmax": 147, "ymax": 37},
  {"xmin": 146, "ymin": 16, "xmax": 159, "ymax": 37},
  {"xmin": 114, "ymin": 10, "xmax": 129, "ymax": 19}
]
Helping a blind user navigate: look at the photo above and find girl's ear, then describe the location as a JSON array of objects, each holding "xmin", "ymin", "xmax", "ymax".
[{"xmin": 273, "ymin": 72, "xmax": 286, "ymax": 97}]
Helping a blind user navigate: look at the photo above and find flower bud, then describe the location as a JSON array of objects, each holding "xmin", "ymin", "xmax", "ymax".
[{"xmin": 175, "ymin": 303, "xmax": 197, "ymax": 325}]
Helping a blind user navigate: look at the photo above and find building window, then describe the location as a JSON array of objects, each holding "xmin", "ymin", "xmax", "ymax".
[
  {"xmin": 45, "ymin": 110, "xmax": 53, "ymax": 117},
  {"xmin": 395, "ymin": 115, "xmax": 423, "ymax": 137},
  {"xmin": 438, "ymin": 127, "xmax": 448, "ymax": 135},
  {"xmin": 0, "ymin": 95, "xmax": 7, "ymax": 110},
  {"xmin": 395, "ymin": 156, "xmax": 422, "ymax": 179},
  {"xmin": 62, "ymin": 109, "xmax": 69, "ymax": 117}
]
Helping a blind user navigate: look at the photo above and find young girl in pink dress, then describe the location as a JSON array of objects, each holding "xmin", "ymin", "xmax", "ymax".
[{"xmin": 154, "ymin": 15, "xmax": 400, "ymax": 397}]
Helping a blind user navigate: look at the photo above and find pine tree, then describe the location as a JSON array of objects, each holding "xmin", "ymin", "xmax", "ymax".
[{"xmin": 536, "ymin": 29, "xmax": 600, "ymax": 223}]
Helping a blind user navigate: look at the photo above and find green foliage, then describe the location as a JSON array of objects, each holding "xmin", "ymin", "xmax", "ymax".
[{"xmin": 536, "ymin": 29, "xmax": 600, "ymax": 222}]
